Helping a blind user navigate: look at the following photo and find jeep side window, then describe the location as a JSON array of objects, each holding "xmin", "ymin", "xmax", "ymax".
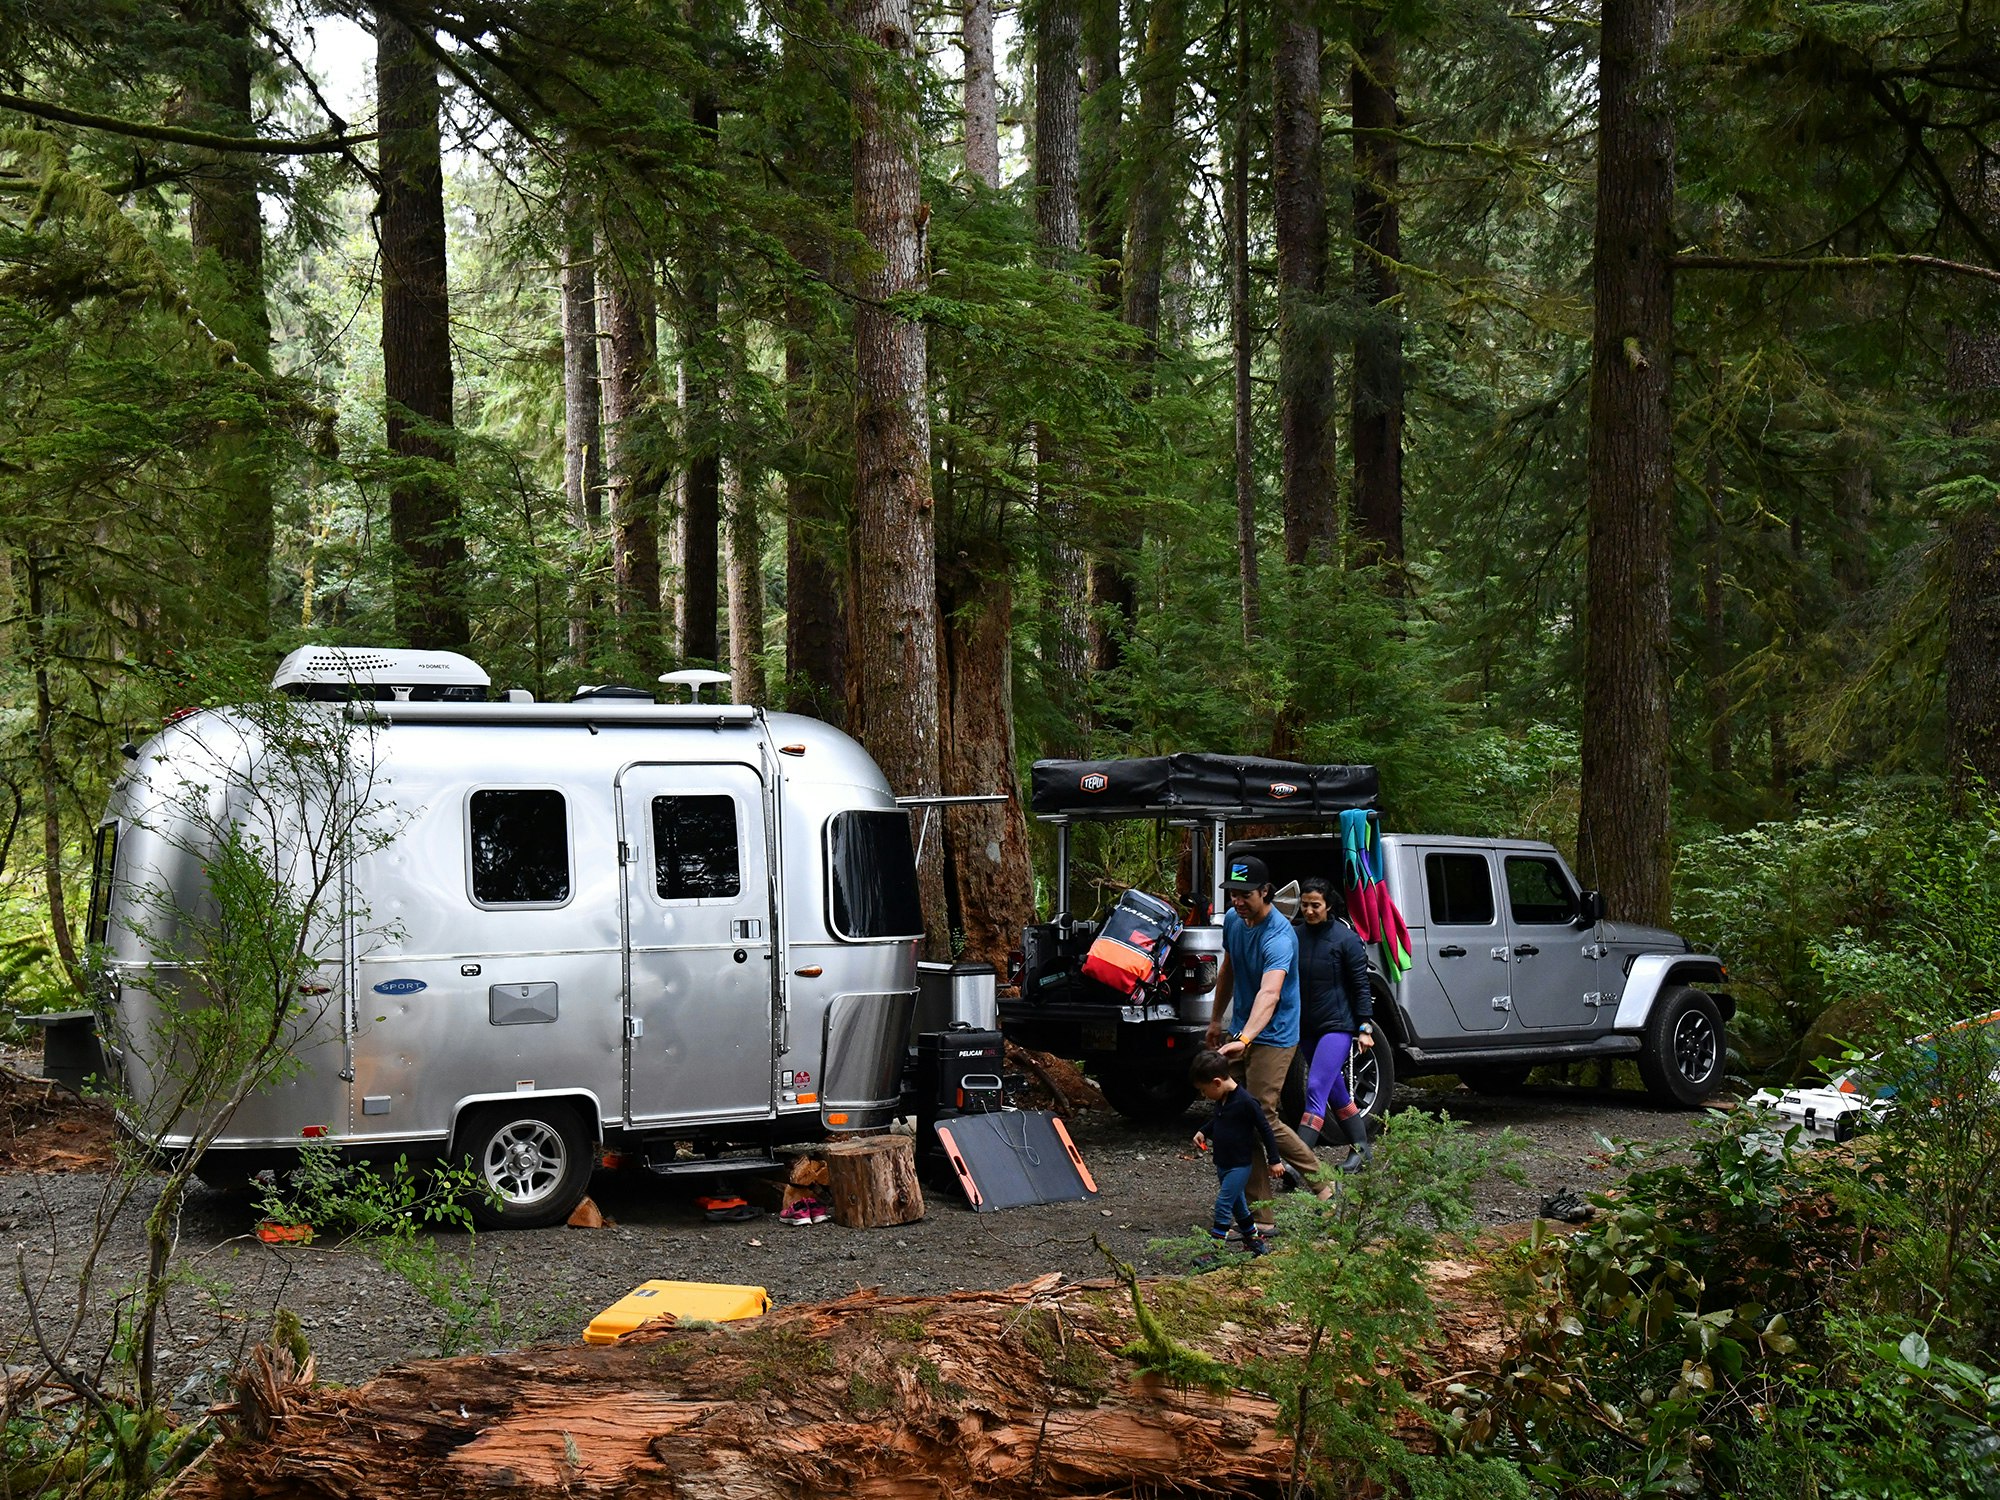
[
  {"xmin": 468, "ymin": 789, "xmax": 572, "ymax": 906},
  {"xmin": 1505, "ymin": 856, "xmax": 1576, "ymax": 925},
  {"xmin": 650, "ymin": 795, "xmax": 741, "ymax": 900},
  {"xmin": 1425, "ymin": 853, "xmax": 1495, "ymax": 926}
]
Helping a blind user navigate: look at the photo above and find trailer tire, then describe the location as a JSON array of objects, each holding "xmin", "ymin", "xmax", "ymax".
[
  {"xmin": 1098, "ymin": 1068, "xmax": 1196, "ymax": 1125},
  {"xmin": 1637, "ymin": 987, "xmax": 1726, "ymax": 1108},
  {"xmin": 456, "ymin": 1102, "xmax": 592, "ymax": 1229}
]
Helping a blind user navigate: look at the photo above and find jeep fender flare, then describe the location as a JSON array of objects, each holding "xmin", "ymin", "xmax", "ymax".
[{"xmin": 1612, "ymin": 955, "xmax": 1734, "ymax": 1032}]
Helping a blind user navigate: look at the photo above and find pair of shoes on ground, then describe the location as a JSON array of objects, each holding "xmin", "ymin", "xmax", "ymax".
[
  {"xmin": 695, "ymin": 1194, "xmax": 762, "ymax": 1223},
  {"xmin": 779, "ymin": 1196, "xmax": 831, "ymax": 1226}
]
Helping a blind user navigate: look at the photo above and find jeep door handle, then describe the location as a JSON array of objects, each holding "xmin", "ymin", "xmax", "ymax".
[
  {"xmin": 1513, "ymin": 943, "xmax": 1539, "ymax": 958},
  {"xmin": 1437, "ymin": 945, "xmax": 1466, "ymax": 958}
]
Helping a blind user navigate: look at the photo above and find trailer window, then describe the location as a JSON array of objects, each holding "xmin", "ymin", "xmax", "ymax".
[
  {"xmin": 1505, "ymin": 856, "xmax": 1576, "ymax": 926},
  {"xmin": 86, "ymin": 823, "xmax": 119, "ymax": 945},
  {"xmin": 650, "ymin": 795, "xmax": 741, "ymax": 900},
  {"xmin": 1424, "ymin": 853, "xmax": 1495, "ymax": 926},
  {"xmin": 469, "ymin": 789, "xmax": 571, "ymax": 906},
  {"xmin": 827, "ymin": 810, "xmax": 923, "ymax": 941}
]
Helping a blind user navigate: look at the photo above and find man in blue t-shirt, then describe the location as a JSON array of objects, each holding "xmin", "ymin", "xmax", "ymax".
[{"xmin": 1205, "ymin": 854, "xmax": 1320, "ymax": 1221}]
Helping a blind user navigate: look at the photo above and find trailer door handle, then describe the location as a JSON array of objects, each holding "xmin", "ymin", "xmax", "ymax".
[{"xmin": 1437, "ymin": 945, "xmax": 1466, "ymax": 959}]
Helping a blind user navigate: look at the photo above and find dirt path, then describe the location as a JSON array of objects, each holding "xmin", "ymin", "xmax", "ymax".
[{"xmin": 0, "ymin": 1082, "xmax": 1699, "ymax": 1404}]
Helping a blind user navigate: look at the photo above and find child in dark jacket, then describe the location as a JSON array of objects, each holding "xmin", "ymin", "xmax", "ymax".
[{"xmin": 1190, "ymin": 1048, "xmax": 1284, "ymax": 1253}]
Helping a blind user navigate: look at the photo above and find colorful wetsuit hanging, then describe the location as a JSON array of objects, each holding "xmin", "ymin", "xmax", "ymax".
[{"xmin": 1339, "ymin": 808, "xmax": 1413, "ymax": 981}]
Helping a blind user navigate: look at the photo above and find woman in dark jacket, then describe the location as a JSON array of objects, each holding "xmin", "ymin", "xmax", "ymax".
[{"xmin": 1293, "ymin": 876, "xmax": 1376, "ymax": 1170}]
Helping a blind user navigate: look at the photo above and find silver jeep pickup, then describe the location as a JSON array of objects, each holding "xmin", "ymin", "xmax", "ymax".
[{"xmin": 1005, "ymin": 754, "xmax": 1732, "ymax": 1123}]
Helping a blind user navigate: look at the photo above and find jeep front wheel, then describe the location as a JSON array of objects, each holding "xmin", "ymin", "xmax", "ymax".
[{"xmin": 1637, "ymin": 987, "xmax": 1725, "ymax": 1107}]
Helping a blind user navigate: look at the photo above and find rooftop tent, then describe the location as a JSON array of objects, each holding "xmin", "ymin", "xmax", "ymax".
[{"xmin": 1029, "ymin": 752, "xmax": 1379, "ymax": 820}]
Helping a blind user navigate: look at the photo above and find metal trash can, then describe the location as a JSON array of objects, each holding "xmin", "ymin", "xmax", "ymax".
[{"xmin": 913, "ymin": 961, "xmax": 998, "ymax": 1043}]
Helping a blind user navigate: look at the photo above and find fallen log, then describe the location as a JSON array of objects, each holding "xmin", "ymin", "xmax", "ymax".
[{"xmin": 192, "ymin": 1274, "xmax": 1305, "ymax": 1499}]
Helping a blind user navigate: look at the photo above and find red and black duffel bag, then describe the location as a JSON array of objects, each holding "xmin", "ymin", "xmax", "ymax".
[{"xmin": 1080, "ymin": 889, "xmax": 1184, "ymax": 1000}]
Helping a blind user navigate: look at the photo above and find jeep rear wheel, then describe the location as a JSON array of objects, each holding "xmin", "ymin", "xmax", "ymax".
[
  {"xmin": 1098, "ymin": 1068, "xmax": 1196, "ymax": 1124},
  {"xmin": 1637, "ymin": 987, "xmax": 1725, "ymax": 1108}
]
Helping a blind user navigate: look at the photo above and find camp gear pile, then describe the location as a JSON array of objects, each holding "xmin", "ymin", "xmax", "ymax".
[{"xmin": 1080, "ymin": 889, "xmax": 1185, "ymax": 999}]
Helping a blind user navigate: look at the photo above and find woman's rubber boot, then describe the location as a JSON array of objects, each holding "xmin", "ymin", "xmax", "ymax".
[
  {"xmin": 1338, "ymin": 1113, "xmax": 1372, "ymax": 1172},
  {"xmin": 1295, "ymin": 1120, "xmax": 1322, "ymax": 1149}
]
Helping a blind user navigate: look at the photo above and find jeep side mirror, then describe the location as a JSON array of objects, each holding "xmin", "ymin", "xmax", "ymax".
[{"xmin": 1574, "ymin": 889, "xmax": 1605, "ymax": 928}]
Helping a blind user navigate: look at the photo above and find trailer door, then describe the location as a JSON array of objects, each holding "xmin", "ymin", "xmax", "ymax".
[{"xmin": 619, "ymin": 763, "xmax": 775, "ymax": 1127}]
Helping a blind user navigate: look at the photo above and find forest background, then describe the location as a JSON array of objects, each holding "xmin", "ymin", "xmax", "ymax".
[{"xmin": 2, "ymin": 0, "xmax": 1998, "ymax": 1078}]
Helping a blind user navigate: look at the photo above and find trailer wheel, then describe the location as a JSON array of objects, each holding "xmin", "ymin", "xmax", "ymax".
[
  {"xmin": 456, "ymin": 1102, "xmax": 591, "ymax": 1229},
  {"xmin": 1098, "ymin": 1068, "xmax": 1196, "ymax": 1125},
  {"xmin": 1637, "ymin": 987, "xmax": 1726, "ymax": 1108}
]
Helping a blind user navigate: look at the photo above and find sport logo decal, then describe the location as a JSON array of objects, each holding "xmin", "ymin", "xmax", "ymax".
[
  {"xmin": 372, "ymin": 978, "xmax": 427, "ymax": 996},
  {"xmin": 1079, "ymin": 772, "xmax": 1110, "ymax": 793},
  {"xmin": 1269, "ymin": 782, "xmax": 1300, "ymax": 798}
]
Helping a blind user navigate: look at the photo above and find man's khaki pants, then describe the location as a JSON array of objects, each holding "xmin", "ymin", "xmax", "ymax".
[{"xmin": 1232, "ymin": 1044, "xmax": 1320, "ymax": 1223}]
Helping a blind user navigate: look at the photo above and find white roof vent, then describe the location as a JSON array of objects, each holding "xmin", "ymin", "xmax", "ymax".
[
  {"xmin": 659, "ymin": 668, "xmax": 735, "ymax": 704},
  {"xmin": 273, "ymin": 647, "xmax": 491, "ymax": 702}
]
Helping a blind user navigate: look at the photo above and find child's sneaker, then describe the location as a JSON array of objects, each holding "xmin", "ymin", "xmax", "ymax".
[
  {"xmin": 803, "ymin": 1197, "xmax": 831, "ymax": 1225},
  {"xmin": 1241, "ymin": 1233, "xmax": 1273, "ymax": 1257},
  {"xmin": 779, "ymin": 1198, "xmax": 814, "ymax": 1226}
]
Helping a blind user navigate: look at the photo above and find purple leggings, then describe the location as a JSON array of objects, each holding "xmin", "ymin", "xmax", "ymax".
[{"xmin": 1303, "ymin": 1031, "xmax": 1357, "ymax": 1122}]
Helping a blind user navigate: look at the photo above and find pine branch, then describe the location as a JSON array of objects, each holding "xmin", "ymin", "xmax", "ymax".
[
  {"xmin": 0, "ymin": 91, "xmax": 375, "ymax": 156},
  {"xmin": 1675, "ymin": 252, "xmax": 2000, "ymax": 289}
]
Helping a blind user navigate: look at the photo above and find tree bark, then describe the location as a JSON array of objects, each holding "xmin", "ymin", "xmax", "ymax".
[
  {"xmin": 598, "ymin": 219, "xmax": 665, "ymax": 678},
  {"xmin": 377, "ymin": 12, "xmax": 467, "ymax": 650},
  {"xmin": 1945, "ymin": 321, "xmax": 2000, "ymax": 791},
  {"xmin": 193, "ymin": 1279, "xmax": 1301, "ymax": 1500},
  {"xmin": 1123, "ymin": 0, "xmax": 1183, "ymax": 360},
  {"xmin": 561, "ymin": 195, "xmax": 604, "ymax": 665},
  {"xmin": 1273, "ymin": 1, "xmax": 1335, "ymax": 569},
  {"xmin": 1080, "ymin": 0, "xmax": 1123, "ymax": 312},
  {"xmin": 1231, "ymin": 0, "xmax": 1258, "ymax": 645},
  {"xmin": 1349, "ymin": 10, "xmax": 1404, "ymax": 576},
  {"xmin": 939, "ymin": 536, "xmax": 1036, "ymax": 971},
  {"xmin": 25, "ymin": 558, "xmax": 79, "ymax": 986},
  {"xmin": 962, "ymin": 0, "xmax": 999, "ymax": 188},
  {"xmin": 726, "ymin": 457, "xmax": 766, "ymax": 703},
  {"xmin": 850, "ymin": 0, "xmax": 949, "ymax": 954},
  {"xmin": 679, "ymin": 92, "xmax": 723, "ymax": 668},
  {"xmin": 1702, "ymin": 451, "xmax": 1730, "ymax": 780},
  {"xmin": 1577, "ymin": 0, "xmax": 1678, "ymax": 925},
  {"xmin": 182, "ymin": 0, "xmax": 272, "ymax": 639},
  {"xmin": 823, "ymin": 1135, "xmax": 925, "ymax": 1227},
  {"xmin": 1036, "ymin": 0, "xmax": 1094, "ymax": 750},
  {"xmin": 783, "ymin": 331, "xmax": 848, "ymax": 726}
]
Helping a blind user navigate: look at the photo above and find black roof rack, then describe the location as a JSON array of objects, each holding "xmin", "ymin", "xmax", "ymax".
[{"xmin": 1029, "ymin": 753, "xmax": 1378, "ymax": 821}]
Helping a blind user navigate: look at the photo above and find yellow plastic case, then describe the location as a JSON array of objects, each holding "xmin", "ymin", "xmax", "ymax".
[{"xmin": 583, "ymin": 1280, "xmax": 771, "ymax": 1344}]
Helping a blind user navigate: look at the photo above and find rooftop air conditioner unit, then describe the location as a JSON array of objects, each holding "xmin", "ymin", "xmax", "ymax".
[{"xmin": 271, "ymin": 647, "xmax": 492, "ymax": 703}]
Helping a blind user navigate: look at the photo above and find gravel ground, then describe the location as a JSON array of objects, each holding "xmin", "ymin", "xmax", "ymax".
[{"xmin": 0, "ymin": 1081, "xmax": 1704, "ymax": 1405}]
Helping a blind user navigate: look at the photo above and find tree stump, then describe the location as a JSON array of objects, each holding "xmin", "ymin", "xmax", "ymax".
[{"xmin": 823, "ymin": 1134, "xmax": 924, "ymax": 1228}]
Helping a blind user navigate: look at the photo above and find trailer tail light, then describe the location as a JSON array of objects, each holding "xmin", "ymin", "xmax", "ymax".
[
  {"xmin": 824, "ymin": 1110, "xmax": 846, "ymax": 1125},
  {"xmin": 296, "ymin": 981, "xmax": 331, "ymax": 996},
  {"xmin": 301, "ymin": 1125, "xmax": 328, "ymax": 1138},
  {"xmin": 780, "ymin": 743, "xmax": 806, "ymax": 755},
  {"xmin": 163, "ymin": 707, "xmax": 199, "ymax": 726}
]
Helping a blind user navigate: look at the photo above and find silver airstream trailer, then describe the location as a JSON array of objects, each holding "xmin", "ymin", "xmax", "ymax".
[{"xmin": 89, "ymin": 647, "xmax": 923, "ymax": 1227}]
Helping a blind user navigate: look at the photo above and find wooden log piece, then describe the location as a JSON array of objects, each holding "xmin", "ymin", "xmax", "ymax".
[{"xmin": 823, "ymin": 1133, "xmax": 924, "ymax": 1227}]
